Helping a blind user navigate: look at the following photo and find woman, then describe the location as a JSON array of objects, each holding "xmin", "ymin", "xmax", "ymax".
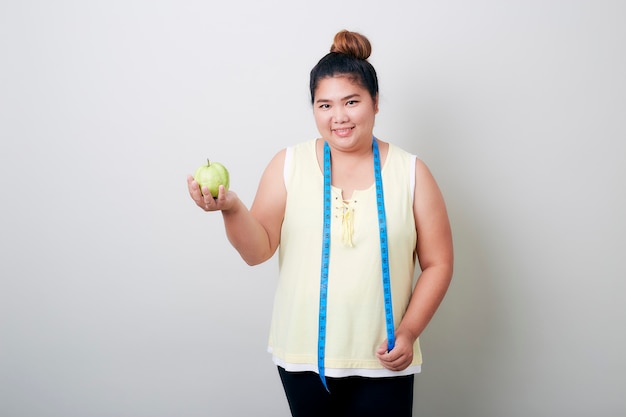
[{"xmin": 187, "ymin": 30, "xmax": 453, "ymax": 417}]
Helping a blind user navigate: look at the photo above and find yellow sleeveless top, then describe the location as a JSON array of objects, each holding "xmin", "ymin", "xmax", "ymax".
[{"xmin": 268, "ymin": 139, "xmax": 422, "ymax": 377}]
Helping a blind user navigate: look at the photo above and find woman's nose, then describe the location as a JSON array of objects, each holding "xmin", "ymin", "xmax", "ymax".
[{"xmin": 332, "ymin": 107, "xmax": 349, "ymax": 123}]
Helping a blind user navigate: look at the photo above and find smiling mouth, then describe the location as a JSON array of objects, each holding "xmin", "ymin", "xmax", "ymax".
[{"xmin": 333, "ymin": 127, "xmax": 354, "ymax": 136}]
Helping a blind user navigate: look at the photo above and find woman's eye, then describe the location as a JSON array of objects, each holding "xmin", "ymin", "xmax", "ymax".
[
  {"xmin": 346, "ymin": 100, "xmax": 358, "ymax": 106},
  {"xmin": 319, "ymin": 104, "xmax": 330, "ymax": 109}
]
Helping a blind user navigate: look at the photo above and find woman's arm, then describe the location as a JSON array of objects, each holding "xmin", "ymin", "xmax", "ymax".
[
  {"xmin": 187, "ymin": 149, "xmax": 287, "ymax": 266},
  {"xmin": 377, "ymin": 158, "xmax": 454, "ymax": 370}
]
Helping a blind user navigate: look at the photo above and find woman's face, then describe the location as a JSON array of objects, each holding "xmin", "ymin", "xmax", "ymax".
[{"xmin": 312, "ymin": 75, "xmax": 378, "ymax": 152}]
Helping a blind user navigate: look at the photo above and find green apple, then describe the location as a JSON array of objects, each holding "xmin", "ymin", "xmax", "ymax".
[{"xmin": 193, "ymin": 159, "xmax": 230, "ymax": 198}]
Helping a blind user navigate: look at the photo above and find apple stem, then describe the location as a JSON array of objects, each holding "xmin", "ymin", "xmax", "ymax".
[{"xmin": 206, "ymin": 158, "xmax": 211, "ymax": 166}]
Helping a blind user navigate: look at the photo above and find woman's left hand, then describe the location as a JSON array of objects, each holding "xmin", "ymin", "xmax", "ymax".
[{"xmin": 375, "ymin": 331, "xmax": 416, "ymax": 371}]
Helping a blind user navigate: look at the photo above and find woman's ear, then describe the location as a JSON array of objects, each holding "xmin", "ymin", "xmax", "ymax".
[{"xmin": 374, "ymin": 93, "xmax": 379, "ymax": 114}]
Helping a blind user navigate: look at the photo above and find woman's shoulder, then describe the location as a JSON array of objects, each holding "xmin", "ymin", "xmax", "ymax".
[
  {"xmin": 386, "ymin": 141, "xmax": 417, "ymax": 159},
  {"xmin": 288, "ymin": 138, "xmax": 318, "ymax": 152},
  {"xmin": 282, "ymin": 138, "xmax": 320, "ymax": 186}
]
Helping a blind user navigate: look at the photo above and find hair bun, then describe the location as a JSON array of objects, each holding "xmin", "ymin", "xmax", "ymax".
[{"xmin": 330, "ymin": 30, "xmax": 372, "ymax": 60}]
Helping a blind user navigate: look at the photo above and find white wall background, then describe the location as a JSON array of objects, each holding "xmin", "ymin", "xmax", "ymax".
[{"xmin": 1, "ymin": 1, "xmax": 624, "ymax": 416}]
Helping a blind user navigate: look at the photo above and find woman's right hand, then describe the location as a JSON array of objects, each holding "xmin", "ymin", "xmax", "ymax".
[{"xmin": 187, "ymin": 175, "xmax": 238, "ymax": 212}]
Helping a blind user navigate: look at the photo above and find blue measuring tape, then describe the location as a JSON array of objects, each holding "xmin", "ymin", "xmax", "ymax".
[
  {"xmin": 318, "ymin": 141, "xmax": 332, "ymax": 391},
  {"xmin": 318, "ymin": 137, "xmax": 395, "ymax": 391},
  {"xmin": 372, "ymin": 139, "xmax": 396, "ymax": 352}
]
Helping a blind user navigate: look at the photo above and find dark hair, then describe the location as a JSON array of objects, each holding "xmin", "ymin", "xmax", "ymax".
[{"xmin": 309, "ymin": 30, "xmax": 379, "ymax": 104}]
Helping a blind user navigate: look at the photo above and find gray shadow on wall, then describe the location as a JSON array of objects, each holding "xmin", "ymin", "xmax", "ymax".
[
  {"xmin": 406, "ymin": 108, "xmax": 507, "ymax": 417},
  {"xmin": 413, "ymin": 198, "xmax": 503, "ymax": 417}
]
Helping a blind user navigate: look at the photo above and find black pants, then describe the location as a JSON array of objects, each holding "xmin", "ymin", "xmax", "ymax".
[{"xmin": 278, "ymin": 367, "xmax": 414, "ymax": 417}]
